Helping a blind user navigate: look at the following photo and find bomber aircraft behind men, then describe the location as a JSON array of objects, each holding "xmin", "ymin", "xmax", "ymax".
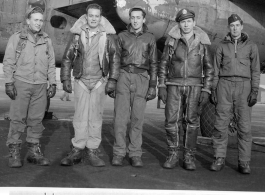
[
  {"xmin": 1, "ymin": 0, "xmax": 265, "ymax": 139},
  {"xmin": 0, "ymin": 0, "xmax": 265, "ymax": 67}
]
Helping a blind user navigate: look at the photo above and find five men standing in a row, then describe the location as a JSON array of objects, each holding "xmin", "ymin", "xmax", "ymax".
[{"xmin": 3, "ymin": 4, "xmax": 260, "ymax": 175}]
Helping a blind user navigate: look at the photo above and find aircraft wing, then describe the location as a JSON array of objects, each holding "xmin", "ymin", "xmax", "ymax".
[
  {"xmin": 53, "ymin": 0, "xmax": 126, "ymax": 33},
  {"xmin": 229, "ymin": 0, "xmax": 265, "ymax": 6}
]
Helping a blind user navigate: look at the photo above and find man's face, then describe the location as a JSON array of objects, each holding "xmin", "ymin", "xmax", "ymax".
[
  {"xmin": 26, "ymin": 13, "xmax": 44, "ymax": 32},
  {"xmin": 179, "ymin": 18, "xmax": 195, "ymax": 34},
  {"xmin": 229, "ymin": 20, "xmax": 243, "ymax": 38},
  {"xmin": 87, "ymin": 8, "xmax": 101, "ymax": 29},
  {"xmin": 130, "ymin": 10, "xmax": 146, "ymax": 32}
]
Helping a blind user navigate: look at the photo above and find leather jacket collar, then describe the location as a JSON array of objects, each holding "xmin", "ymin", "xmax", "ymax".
[
  {"xmin": 168, "ymin": 25, "xmax": 211, "ymax": 46},
  {"xmin": 223, "ymin": 32, "xmax": 248, "ymax": 43},
  {"xmin": 127, "ymin": 23, "xmax": 148, "ymax": 35}
]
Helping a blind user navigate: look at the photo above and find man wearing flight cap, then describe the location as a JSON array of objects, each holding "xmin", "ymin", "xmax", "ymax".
[
  {"xmin": 210, "ymin": 14, "xmax": 260, "ymax": 174},
  {"xmin": 111, "ymin": 6, "xmax": 157, "ymax": 167},
  {"xmin": 3, "ymin": 6, "xmax": 56, "ymax": 167},
  {"xmin": 158, "ymin": 8, "xmax": 214, "ymax": 170}
]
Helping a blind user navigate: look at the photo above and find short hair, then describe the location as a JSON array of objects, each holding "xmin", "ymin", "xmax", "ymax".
[
  {"xmin": 86, "ymin": 3, "xmax": 102, "ymax": 15},
  {"xmin": 129, "ymin": 8, "xmax": 146, "ymax": 18},
  {"xmin": 27, "ymin": 6, "xmax": 44, "ymax": 19},
  {"xmin": 229, "ymin": 20, "xmax": 243, "ymax": 25}
]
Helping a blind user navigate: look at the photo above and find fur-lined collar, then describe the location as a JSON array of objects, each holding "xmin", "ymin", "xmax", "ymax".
[
  {"xmin": 168, "ymin": 25, "xmax": 211, "ymax": 45},
  {"xmin": 70, "ymin": 14, "xmax": 116, "ymax": 35},
  {"xmin": 223, "ymin": 32, "xmax": 248, "ymax": 43}
]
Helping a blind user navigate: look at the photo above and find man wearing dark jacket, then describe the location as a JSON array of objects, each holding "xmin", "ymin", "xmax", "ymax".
[
  {"xmin": 112, "ymin": 6, "xmax": 158, "ymax": 167},
  {"xmin": 158, "ymin": 8, "xmax": 214, "ymax": 170},
  {"xmin": 60, "ymin": 4, "xmax": 120, "ymax": 167},
  {"xmin": 210, "ymin": 14, "xmax": 260, "ymax": 174}
]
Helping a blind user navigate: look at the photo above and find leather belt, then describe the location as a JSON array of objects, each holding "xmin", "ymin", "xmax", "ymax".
[{"xmin": 122, "ymin": 65, "xmax": 147, "ymax": 74}]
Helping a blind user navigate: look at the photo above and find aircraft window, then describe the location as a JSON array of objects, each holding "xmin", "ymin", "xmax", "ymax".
[
  {"xmin": 27, "ymin": 0, "xmax": 46, "ymax": 11},
  {"xmin": 50, "ymin": 16, "xmax": 67, "ymax": 29}
]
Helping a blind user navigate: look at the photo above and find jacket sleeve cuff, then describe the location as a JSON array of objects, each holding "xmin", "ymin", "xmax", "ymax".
[
  {"xmin": 5, "ymin": 77, "xmax": 14, "ymax": 84},
  {"xmin": 149, "ymin": 80, "xmax": 157, "ymax": 88},
  {"xmin": 157, "ymin": 84, "xmax": 166, "ymax": 88}
]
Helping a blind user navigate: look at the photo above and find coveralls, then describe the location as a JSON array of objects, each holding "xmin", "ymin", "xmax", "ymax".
[{"xmin": 212, "ymin": 33, "xmax": 260, "ymax": 162}]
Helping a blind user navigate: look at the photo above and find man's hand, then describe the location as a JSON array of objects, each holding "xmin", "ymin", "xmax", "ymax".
[
  {"xmin": 247, "ymin": 90, "xmax": 258, "ymax": 107},
  {"xmin": 210, "ymin": 89, "xmax": 217, "ymax": 105},
  {"xmin": 47, "ymin": 84, "xmax": 56, "ymax": 98},
  {"xmin": 105, "ymin": 79, "xmax": 117, "ymax": 98},
  {"xmin": 5, "ymin": 82, "xmax": 17, "ymax": 100},
  {"xmin": 63, "ymin": 80, "xmax": 72, "ymax": 93},
  {"xmin": 199, "ymin": 91, "xmax": 210, "ymax": 106},
  {"xmin": 146, "ymin": 87, "xmax": 156, "ymax": 101},
  {"xmin": 158, "ymin": 87, "xmax": 167, "ymax": 104}
]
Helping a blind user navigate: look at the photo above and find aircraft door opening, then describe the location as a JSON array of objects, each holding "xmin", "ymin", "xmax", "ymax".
[{"xmin": 50, "ymin": 15, "xmax": 67, "ymax": 29}]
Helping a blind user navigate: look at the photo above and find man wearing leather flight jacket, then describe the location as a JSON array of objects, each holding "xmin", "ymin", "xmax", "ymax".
[
  {"xmin": 111, "ymin": 7, "xmax": 158, "ymax": 167},
  {"xmin": 158, "ymin": 8, "xmax": 214, "ymax": 170},
  {"xmin": 60, "ymin": 4, "xmax": 120, "ymax": 167},
  {"xmin": 210, "ymin": 14, "xmax": 260, "ymax": 174}
]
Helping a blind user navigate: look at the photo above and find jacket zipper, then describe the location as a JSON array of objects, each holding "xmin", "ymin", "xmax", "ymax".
[{"xmin": 234, "ymin": 39, "xmax": 237, "ymax": 58}]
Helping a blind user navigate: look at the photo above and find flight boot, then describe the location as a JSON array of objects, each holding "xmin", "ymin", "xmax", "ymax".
[
  {"xmin": 238, "ymin": 161, "xmax": 251, "ymax": 174},
  {"xmin": 112, "ymin": 155, "xmax": 124, "ymax": 166},
  {"xmin": 130, "ymin": 156, "xmax": 143, "ymax": 167},
  {"xmin": 60, "ymin": 147, "xmax": 83, "ymax": 166},
  {"xmin": 85, "ymin": 149, "xmax": 105, "ymax": 167},
  {"xmin": 26, "ymin": 142, "xmax": 50, "ymax": 166},
  {"xmin": 183, "ymin": 148, "xmax": 196, "ymax": 171},
  {"xmin": 210, "ymin": 157, "xmax": 225, "ymax": 171},
  {"xmin": 163, "ymin": 149, "xmax": 179, "ymax": 169},
  {"xmin": 8, "ymin": 144, "xmax": 22, "ymax": 168}
]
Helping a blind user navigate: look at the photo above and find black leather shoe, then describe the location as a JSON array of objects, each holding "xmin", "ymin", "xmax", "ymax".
[
  {"xmin": 238, "ymin": 161, "xmax": 251, "ymax": 174},
  {"xmin": 60, "ymin": 147, "xmax": 83, "ymax": 166},
  {"xmin": 26, "ymin": 142, "xmax": 50, "ymax": 166},
  {"xmin": 112, "ymin": 155, "xmax": 124, "ymax": 166},
  {"xmin": 130, "ymin": 156, "xmax": 143, "ymax": 167},
  {"xmin": 163, "ymin": 151, "xmax": 179, "ymax": 169},
  {"xmin": 210, "ymin": 157, "xmax": 225, "ymax": 171},
  {"xmin": 85, "ymin": 149, "xmax": 105, "ymax": 167}
]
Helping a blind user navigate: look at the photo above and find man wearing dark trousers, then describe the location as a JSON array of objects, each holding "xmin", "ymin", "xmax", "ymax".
[
  {"xmin": 158, "ymin": 8, "xmax": 214, "ymax": 170},
  {"xmin": 210, "ymin": 14, "xmax": 260, "ymax": 174},
  {"xmin": 112, "ymin": 6, "xmax": 158, "ymax": 167}
]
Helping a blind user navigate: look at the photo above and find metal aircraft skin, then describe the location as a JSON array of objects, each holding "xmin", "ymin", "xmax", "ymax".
[{"xmin": 0, "ymin": 0, "xmax": 265, "ymax": 66}]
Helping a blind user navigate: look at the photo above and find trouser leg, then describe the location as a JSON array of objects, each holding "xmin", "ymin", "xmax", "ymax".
[
  {"xmin": 86, "ymin": 82, "xmax": 107, "ymax": 149},
  {"xmin": 234, "ymin": 81, "xmax": 252, "ymax": 162},
  {"xmin": 165, "ymin": 85, "xmax": 183, "ymax": 151},
  {"xmin": 26, "ymin": 83, "xmax": 47, "ymax": 144},
  {"xmin": 183, "ymin": 86, "xmax": 201, "ymax": 150},
  {"xmin": 113, "ymin": 70, "xmax": 131, "ymax": 157},
  {"xmin": 72, "ymin": 80, "xmax": 91, "ymax": 149},
  {"xmin": 212, "ymin": 79, "xmax": 234, "ymax": 158},
  {"xmin": 128, "ymin": 71, "xmax": 149, "ymax": 157},
  {"xmin": 7, "ymin": 80, "xmax": 31, "ymax": 146}
]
